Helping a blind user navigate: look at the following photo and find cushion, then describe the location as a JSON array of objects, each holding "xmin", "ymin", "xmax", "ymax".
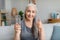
[
  {"xmin": 43, "ymin": 24, "xmax": 54, "ymax": 40},
  {"xmin": 51, "ymin": 25, "xmax": 60, "ymax": 40},
  {"xmin": 0, "ymin": 25, "xmax": 15, "ymax": 40}
]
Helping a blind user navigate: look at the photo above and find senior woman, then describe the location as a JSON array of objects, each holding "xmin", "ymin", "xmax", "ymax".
[{"xmin": 14, "ymin": 3, "xmax": 45, "ymax": 40}]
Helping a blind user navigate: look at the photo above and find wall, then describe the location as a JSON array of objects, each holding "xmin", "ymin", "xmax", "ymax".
[
  {"xmin": 5, "ymin": 0, "xmax": 60, "ymax": 23},
  {"xmin": 36, "ymin": 0, "xmax": 60, "ymax": 23},
  {"xmin": 5, "ymin": 0, "xmax": 11, "ymax": 12},
  {"xmin": 0, "ymin": 0, "xmax": 4, "ymax": 9},
  {"xmin": 11, "ymin": 0, "xmax": 29, "ymax": 12}
]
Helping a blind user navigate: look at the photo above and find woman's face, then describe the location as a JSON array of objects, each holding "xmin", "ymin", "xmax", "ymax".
[{"xmin": 25, "ymin": 6, "xmax": 36, "ymax": 21}]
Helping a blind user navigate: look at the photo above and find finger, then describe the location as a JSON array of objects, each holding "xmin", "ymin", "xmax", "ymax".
[
  {"xmin": 14, "ymin": 26, "xmax": 21, "ymax": 30},
  {"xmin": 14, "ymin": 25, "xmax": 21, "ymax": 30},
  {"xmin": 15, "ymin": 23, "xmax": 19, "ymax": 24},
  {"xmin": 15, "ymin": 27, "xmax": 21, "ymax": 32},
  {"xmin": 15, "ymin": 24, "xmax": 21, "ymax": 27},
  {"xmin": 16, "ymin": 28, "xmax": 21, "ymax": 30},
  {"xmin": 15, "ymin": 30, "xmax": 21, "ymax": 32}
]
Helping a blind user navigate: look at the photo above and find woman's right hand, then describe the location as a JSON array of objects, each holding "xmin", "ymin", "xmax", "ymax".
[{"xmin": 14, "ymin": 23, "xmax": 21, "ymax": 34}]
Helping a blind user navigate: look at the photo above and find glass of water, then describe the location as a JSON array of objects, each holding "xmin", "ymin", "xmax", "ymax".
[{"xmin": 15, "ymin": 15, "xmax": 21, "ymax": 24}]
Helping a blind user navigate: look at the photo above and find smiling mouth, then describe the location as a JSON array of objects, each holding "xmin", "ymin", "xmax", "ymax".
[
  {"xmin": 28, "ymin": 15, "xmax": 33, "ymax": 17},
  {"xmin": 28, "ymin": 16, "xmax": 32, "ymax": 18}
]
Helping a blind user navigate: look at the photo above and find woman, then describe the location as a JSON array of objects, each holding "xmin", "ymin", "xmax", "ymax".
[{"xmin": 14, "ymin": 3, "xmax": 45, "ymax": 40}]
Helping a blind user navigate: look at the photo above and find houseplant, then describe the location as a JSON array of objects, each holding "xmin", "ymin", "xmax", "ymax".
[{"xmin": 19, "ymin": 10, "xmax": 24, "ymax": 20}]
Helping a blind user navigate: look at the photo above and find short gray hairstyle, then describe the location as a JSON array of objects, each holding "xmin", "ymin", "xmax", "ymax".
[{"xmin": 25, "ymin": 3, "xmax": 37, "ymax": 12}]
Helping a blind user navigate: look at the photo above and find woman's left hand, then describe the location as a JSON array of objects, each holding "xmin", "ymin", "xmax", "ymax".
[{"xmin": 36, "ymin": 19, "xmax": 43, "ymax": 30}]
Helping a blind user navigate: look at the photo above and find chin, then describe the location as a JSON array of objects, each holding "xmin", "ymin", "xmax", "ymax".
[
  {"xmin": 26, "ymin": 17, "xmax": 34, "ymax": 21},
  {"xmin": 28, "ymin": 18, "xmax": 33, "ymax": 21}
]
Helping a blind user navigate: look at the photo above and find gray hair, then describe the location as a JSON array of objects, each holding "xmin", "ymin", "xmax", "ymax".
[{"xmin": 25, "ymin": 3, "xmax": 37, "ymax": 12}]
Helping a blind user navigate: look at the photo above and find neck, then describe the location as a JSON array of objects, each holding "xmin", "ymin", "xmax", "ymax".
[{"xmin": 25, "ymin": 18, "xmax": 33, "ymax": 28}]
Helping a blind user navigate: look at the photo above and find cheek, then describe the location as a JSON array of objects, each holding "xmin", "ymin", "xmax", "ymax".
[
  {"xmin": 26, "ymin": 13, "xmax": 30, "ymax": 16},
  {"xmin": 32, "ymin": 13, "xmax": 36, "ymax": 18},
  {"xmin": 25, "ymin": 12, "xmax": 30, "ymax": 17}
]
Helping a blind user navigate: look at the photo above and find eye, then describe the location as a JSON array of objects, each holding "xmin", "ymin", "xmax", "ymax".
[
  {"xmin": 32, "ymin": 11, "xmax": 35, "ymax": 13},
  {"xmin": 27, "ymin": 10, "xmax": 30, "ymax": 12}
]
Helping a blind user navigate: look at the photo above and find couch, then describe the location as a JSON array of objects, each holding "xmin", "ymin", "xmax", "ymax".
[{"xmin": 0, "ymin": 23, "xmax": 59, "ymax": 40}]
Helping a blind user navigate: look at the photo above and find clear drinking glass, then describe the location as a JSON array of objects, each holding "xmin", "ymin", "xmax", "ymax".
[{"xmin": 15, "ymin": 15, "xmax": 21, "ymax": 24}]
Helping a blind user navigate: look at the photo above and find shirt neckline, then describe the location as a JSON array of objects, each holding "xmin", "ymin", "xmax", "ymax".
[{"xmin": 23, "ymin": 20, "xmax": 32, "ymax": 30}]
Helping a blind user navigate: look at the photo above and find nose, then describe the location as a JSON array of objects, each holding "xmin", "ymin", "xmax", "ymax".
[{"xmin": 30, "ymin": 11, "xmax": 32, "ymax": 16}]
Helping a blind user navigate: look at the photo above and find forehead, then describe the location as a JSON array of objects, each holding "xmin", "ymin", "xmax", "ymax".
[{"xmin": 27, "ymin": 6, "xmax": 36, "ymax": 11}]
